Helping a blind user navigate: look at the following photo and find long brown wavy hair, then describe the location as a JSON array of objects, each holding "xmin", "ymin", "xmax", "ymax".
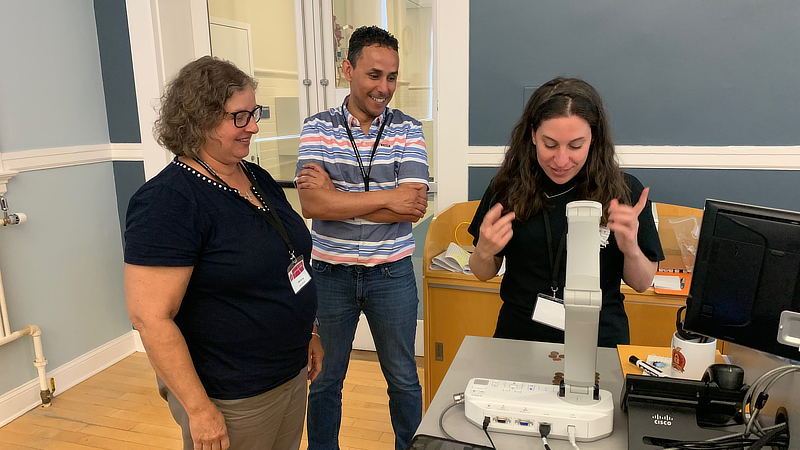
[
  {"xmin": 490, "ymin": 77, "xmax": 629, "ymax": 223},
  {"xmin": 154, "ymin": 56, "xmax": 257, "ymax": 159}
]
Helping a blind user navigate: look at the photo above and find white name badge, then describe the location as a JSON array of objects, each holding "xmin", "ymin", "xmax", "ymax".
[
  {"xmin": 288, "ymin": 255, "xmax": 311, "ymax": 294},
  {"xmin": 532, "ymin": 293, "xmax": 565, "ymax": 331}
]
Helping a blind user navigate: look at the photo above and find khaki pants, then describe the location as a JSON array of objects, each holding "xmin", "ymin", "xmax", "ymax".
[{"xmin": 160, "ymin": 368, "xmax": 307, "ymax": 450}]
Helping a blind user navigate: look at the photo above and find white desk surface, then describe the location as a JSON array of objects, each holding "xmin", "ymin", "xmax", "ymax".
[{"xmin": 416, "ymin": 336, "xmax": 628, "ymax": 449}]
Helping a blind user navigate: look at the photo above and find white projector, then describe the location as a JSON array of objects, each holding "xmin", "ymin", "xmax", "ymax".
[{"xmin": 464, "ymin": 377, "xmax": 614, "ymax": 441}]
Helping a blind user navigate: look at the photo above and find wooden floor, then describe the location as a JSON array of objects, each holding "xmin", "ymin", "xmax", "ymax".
[{"xmin": 0, "ymin": 351, "xmax": 424, "ymax": 450}]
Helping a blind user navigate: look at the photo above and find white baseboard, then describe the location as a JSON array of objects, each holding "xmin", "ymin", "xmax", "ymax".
[
  {"xmin": 0, "ymin": 330, "xmax": 139, "ymax": 428},
  {"xmin": 352, "ymin": 315, "xmax": 425, "ymax": 357},
  {"xmin": 133, "ymin": 329, "xmax": 145, "ymax": 352}
]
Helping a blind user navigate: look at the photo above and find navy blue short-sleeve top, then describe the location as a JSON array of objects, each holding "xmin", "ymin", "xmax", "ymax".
[{"xmin": 125, "ymin": 158, "xmax": 317, "ymax": 400}]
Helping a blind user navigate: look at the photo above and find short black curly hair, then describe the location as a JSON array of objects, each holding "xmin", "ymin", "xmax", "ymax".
[{"xmin": 346, "ymin": 26, "xmax": 398, "ymax": 67}]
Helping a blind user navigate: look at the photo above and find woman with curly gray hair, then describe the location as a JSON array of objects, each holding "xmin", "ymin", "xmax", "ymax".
[{"xmin": 124, "ymin": 56, "xmax": 322, "ymax": 450}]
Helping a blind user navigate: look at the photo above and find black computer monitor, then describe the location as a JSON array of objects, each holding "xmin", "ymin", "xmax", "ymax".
[{"xmin": 684, "ymin": 199, "xmax": 800, "ymax": 360}]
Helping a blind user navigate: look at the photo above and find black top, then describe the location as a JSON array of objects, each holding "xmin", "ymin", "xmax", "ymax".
[
  {"xmin": 468, "ymin": 173, "xmax": 664, "ymax": 347},
  {"xmin": 124, "ymin": 158, "xmax": 317, "ymax": 400}
]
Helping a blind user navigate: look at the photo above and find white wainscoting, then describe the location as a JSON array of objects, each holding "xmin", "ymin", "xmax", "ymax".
[
  {"xmin": 3, "ymin": 143, "xmax": 799, "ymax": 175},
  {"xmin": 0, "ymin": 143, "xmax": 143, "ymax": 174},
  {"xmin": 0, "ymin": 330, "xmax": 140, "ymax": 428},
  {"xmin": 466, "ymin": 145, "xmax": 800, "ymax": 170}
]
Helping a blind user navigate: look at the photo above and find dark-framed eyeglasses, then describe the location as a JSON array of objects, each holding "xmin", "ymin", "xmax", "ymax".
[{"xmin": 228, "ymin": 105, "xmax": 263, "ymax": 128}]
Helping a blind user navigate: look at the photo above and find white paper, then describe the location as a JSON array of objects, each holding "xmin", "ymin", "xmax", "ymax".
[
  {"xmin": 430, "ymin": 242, "xmax": 472, "ymax": 274},
  {"xmin": 652, "ymin": 274, "xmax": 682, "ymax": 290}
]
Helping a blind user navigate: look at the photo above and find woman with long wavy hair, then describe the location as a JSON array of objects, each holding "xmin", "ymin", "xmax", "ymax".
[{"xmin": 468, "ymin": 77, "xmax": 664, "ymax": 347}]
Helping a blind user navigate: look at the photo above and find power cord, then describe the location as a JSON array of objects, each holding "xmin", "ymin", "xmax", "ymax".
[
  {"xmin": 567, "ymin": 425, "xmax": 581, "ymax": 450},
  {"xmin": 539, "ymin": 423, "xmax": 552, "ymax": 450},
  {"xmin": 482, "ymin": 416, "xmax": 497, "ymax": 450}
]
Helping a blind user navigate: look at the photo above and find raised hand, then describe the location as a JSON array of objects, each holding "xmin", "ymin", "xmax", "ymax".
[
  {"xmin": 475, "ymin": 203, "xmax": 516, "ymax": 259},
  {"xmin": 608, "ymin": 187, "xmax": 650, "ymax": 255}
]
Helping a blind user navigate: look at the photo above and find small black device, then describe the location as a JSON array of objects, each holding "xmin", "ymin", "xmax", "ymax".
[
  {"xmin": 622, "ymin": 372, "xmax": 748, "ymax": 449},
  {"xmin": 406, "ymin": 434, "xmax": 493, "ymax": 450},
  {"xmin": 702, "ymin": 363, "xmax": 745, "ymax": 391},
  {"xmin": 684, "ymin": 199, "xmax": 800, "ymax": 360}
]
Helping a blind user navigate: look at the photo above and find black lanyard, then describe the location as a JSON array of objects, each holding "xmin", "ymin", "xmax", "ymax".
[
  {"xmin": 193, "ymin": 157, "xmax": 297, "ymax": 260},
  {"xmin": 542, "ymin": 209, "xmax": 567, "ymax": 298},
  {"xmin": 341, "ymin": 98, "xmax": 391, "ymax": 192}
]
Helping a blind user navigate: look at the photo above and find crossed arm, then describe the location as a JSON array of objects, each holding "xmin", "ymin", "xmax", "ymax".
[{"xmin": 295, "ymin": 162, "xmax": 427, "ymax": 223}]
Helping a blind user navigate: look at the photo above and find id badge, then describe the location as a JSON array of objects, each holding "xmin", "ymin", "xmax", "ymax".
[
  {"xmin": 532, "ymin": 293, "xmax": 565, "ymax": 331},
  {"xmin": 288, "ymin": 255, "xmax": 311, "ymax": 294}
]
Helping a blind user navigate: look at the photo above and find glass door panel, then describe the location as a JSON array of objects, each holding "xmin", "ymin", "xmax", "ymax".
[
  {"xmin": 207, "ymin": 0, "xmax": 306, "ymax": 213},
  {"xmin": 331, "ymin": 0, "xmax": 435, "ymax": 213}
]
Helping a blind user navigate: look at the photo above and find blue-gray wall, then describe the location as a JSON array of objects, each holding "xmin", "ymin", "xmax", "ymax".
[
  {"xmin": 0, "ymin": 0, "xmax": 109, "ymax": 152},
  {"xmin": 0, "ymin": 165, "xmax": 131, "ymax": 393},
  {"xmin": 467, "ymin": 0, "xmax": 800, "ymax": 214},
  {"xmin": 113, "ymin": 161, "xmax": 146, "ymax": 240},
  {"xmin": 94, "ymin": 0, "xmax": 141, "ymax": 144},
  {"xmin": 94, "ymin": 0, "xmax": 147, "ymax": 235},
  {"xmin": 469, "ymin": 0, "xmax": 800, "ymax": 147},
  {"xmin": 0, "ymin": 0, "xmax": 134, "ymax": 396}
]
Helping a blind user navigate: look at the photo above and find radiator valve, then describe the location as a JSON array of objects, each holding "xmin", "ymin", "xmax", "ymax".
[{"xmin": 0, "ymin": 196, "xmax": 26, "ymax": 226}]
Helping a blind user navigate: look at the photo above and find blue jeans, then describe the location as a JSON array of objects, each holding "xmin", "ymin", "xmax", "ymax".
[{"xmin": 307, "ymin": 257, "xmax": 422, "ymax": 450}]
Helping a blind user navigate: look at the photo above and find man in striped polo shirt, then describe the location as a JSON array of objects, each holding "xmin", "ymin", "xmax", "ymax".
[{"xmin": 295, "ymin": 26, "xmax": 428, "ymax": 450}]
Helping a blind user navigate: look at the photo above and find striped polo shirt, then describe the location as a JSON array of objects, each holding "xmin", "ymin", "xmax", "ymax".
[{"xmin": 296, "ymin": 99, "xmax": 429, "ymax": 266}]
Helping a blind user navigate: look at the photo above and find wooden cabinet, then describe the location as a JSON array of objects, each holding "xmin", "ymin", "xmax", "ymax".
[
  {"xmin": 422, "ymin": 201, "xmax": 720, "ymax": 406},
  {"xmin": 422, "ymin": 201, "xmax": 503, "ymax": 406},
  {"xmin": 423, "ymin": 273, "xmax": 502, "ymax": 406},
  {"xmin": 623, "ymin": 285, "xmax": 688, "ymax": 347}
]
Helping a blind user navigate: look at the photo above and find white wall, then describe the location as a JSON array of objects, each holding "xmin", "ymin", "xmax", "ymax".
[{"xmin": 433, "ymin": 0, "xmax": 470, "ymax": 211}]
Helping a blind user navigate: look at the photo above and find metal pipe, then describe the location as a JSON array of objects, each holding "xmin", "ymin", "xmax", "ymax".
[
  {"xmin": 0, "ymin": 324, "xmax": 52, "ymax": 406},
  {"xmin": 0, "ymin": 199, "xmax": 51, "ymax": 405},
  {"xmin": 0, "ymin": 266, "xmax": 10, "ymax": 336}
]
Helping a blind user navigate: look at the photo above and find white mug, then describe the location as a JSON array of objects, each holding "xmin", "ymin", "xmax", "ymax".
[{"xmin": 670, "ymin": 332, "xmax": 716, "ymax": 380}]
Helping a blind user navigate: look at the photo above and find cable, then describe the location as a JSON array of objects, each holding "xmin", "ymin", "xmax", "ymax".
[
  {"xmin": 539, "ymin": 423, "xmax": 552, "ymax": 450},
  {"xmin": 482, "ymin": 416, "xmax": 497, "ymax": 450},
  {"xmin": 659, "ymin": 422, "xmax": 789, "ymax": 450},
  {"xmin": 567, "ymin": 425, "xmax": 581, "ymax": 450},
  {"xmin": 437, "ymin": 392, "xmax": 493, "ymax": 448},
  {"xmin": 748, "ymin": 422, "xmax": 788, "ymax": 450},
  {"xmin": 438, "ymin": 401, "xmax": 460, "ymax": 441},
  {"xmin": 741, "ymin": 365, "xmax": 800, "ymax": 438}
]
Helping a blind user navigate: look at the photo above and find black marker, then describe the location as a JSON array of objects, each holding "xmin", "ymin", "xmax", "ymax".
[{"xmin": 629, "ymin": 355, "xmax": 667, "ymax": 377}]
